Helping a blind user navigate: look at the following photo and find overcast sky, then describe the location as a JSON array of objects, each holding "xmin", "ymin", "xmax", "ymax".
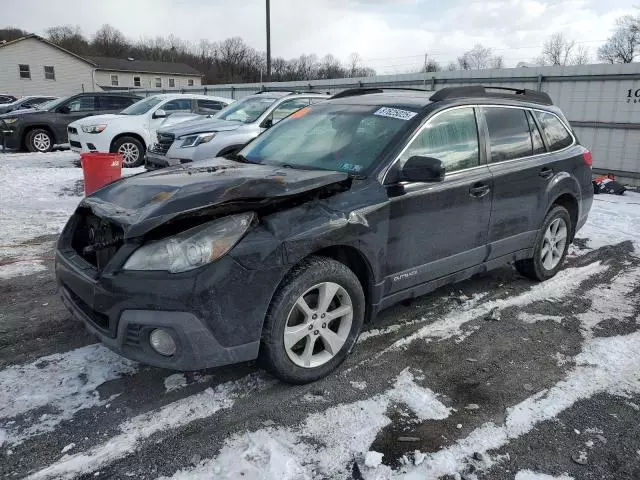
[{"xmin": 2, "ymin": 0, "xmax": 636, "ymax": 71}]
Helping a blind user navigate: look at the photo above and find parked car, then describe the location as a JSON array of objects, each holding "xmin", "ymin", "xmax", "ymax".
[
  {"xmin": 0, "ymin": 94, "xmax": 17, "ymax": 104},
  {"xmin": 68, "ymin": 94, "xmax": 233, "ymax": 167},
  {"xmin": 0, "ymin": 96, "xmax": 57, "ymax": 115},
  {"xmin": 56, "ymin": 86, "xmax": 593, "ymax": 383},
  {"xmin": 145, "ymin": 91, "xmax": 329, "ymax": 169},
  {"xmin": 0, "ymin": 92, "xmax": 141, "ymax": 153}
]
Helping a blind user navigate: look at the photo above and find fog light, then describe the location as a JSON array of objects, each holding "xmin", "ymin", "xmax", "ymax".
[{"xmin": 149, "ymin": 329, "xmax": 176, "ymax": 356}]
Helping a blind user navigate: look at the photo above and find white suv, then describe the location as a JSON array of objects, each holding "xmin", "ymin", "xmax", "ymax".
[{"xmin": 67, "ymin": 94, "xmax": 232, "ymax": 167}]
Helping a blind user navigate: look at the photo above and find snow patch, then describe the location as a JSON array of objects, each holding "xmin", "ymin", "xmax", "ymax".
[
  {"xmin": 0, "ymin": 344, "xmax": 137, "ymax": 445},
  {"xmin": 518, "ymin": 313, "xmax": 564, "ymax": 324},
  {"xmin": 390, "ymin": 261, "xmax": 606, "ymax": 350},
  {"xmin": 61, "ymin": 443, "xmax": 76, "ymax": 454},
  {"xmin": 164, "ymin": 374, "xmax": 187, "ymax": 393},
  {"xmin": 350, "ymin": 381, "xmax": 367, "ymax": 390},
  {"xmin": 514, "ymin": 470, "xmax": 574, "ymax": 480},
  {"xmin": 364, "ymin": 451, "xmax": 384, "ymax": 468},
  {"xmin": 25, "ymin": 373, "xmax": 272, "ymax": 480},
  {"xmin": 160, "ymin": 369, "xmax": 450, "ymax": 480}
]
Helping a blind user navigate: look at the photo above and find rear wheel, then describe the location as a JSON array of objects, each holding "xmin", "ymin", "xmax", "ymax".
[
  {"xmin": 515, "ymin": 205, "xmax": 572, "ymax": 281},
  {"xmin": 113, "ymin": 136, "xmax": 144, "ymax": 167},
  {"xmin": 25, "ymin": 128, "xmax": 53, "ymax": 153},
  {"xmin": 260, "ymin": 257, "xmax": 365, "ymax": 384}
]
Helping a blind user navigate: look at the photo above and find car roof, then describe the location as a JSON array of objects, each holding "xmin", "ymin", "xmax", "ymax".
[
  {"xmin": 146, "ymin": 93, "xmax": 231, "ymax": 101},
  {"xmin": 326, "ymin": 91, "xmax": 433, "ymax": 109},
  {"xmin": 245, "ymin": 91, "xmax": 329, "ymax": 100}
]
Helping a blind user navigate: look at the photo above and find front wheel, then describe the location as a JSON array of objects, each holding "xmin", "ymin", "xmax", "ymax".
[
  {"xmin": 515, "ymin": 205, "xmax": 572, "ymax": 281},
  {"xmin": 113, "ymin": 136, "xmax": 144, "ymax": 168},
  {"xmin": 260, "ymin": 257, "xmax": 365, "ymax": 384},
  {"xmin": 25, "ymin": 128, "xmax": 53, "ymax": 153}
]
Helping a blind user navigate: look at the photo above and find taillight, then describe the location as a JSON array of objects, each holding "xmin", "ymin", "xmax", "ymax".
[{"xmin": 583, "ymin": 151, "xmax": 593, "ymax": 167}]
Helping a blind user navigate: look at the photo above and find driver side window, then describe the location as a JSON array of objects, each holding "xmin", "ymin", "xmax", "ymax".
[
  {"xmin": 65, "ymin": 96, "xmax": 96, "ymax": 112},
  {"xmin": 399, "ymin": 107, "xmax": 479, "ymax": 173}
]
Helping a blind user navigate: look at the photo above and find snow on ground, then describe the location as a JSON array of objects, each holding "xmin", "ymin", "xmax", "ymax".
[
  {"xmin": 514, "ymin": 471, "xmax": 574, "ymax": 480},
  {"xmin": 0, "ymin": 151, "xmax": 144, "ymax": 279},
  {"xmin": 0, "ymin": 344, "xmax": 137, "ymax": 445},
  {"xmin": 575, "ymin": 191, "xmax": 640, "ymax": 252},
  {"xmin": 26, "ymin": 373, "xmax": 274, "ymax": 480},
  {"xmin": 161, "ymin": 369, "xmax": 450, "ymax": 480}
]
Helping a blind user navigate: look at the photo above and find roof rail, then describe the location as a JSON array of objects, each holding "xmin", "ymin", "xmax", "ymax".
[
  {"xmin": 256, "ymin": 87, "xmax": 327, "ymax": 95},
  {"xmin": 331, "ymin": 87, "xmax": 432, "ymax": 99},
  {"xmin": 429, "ymin": 86, "xmax": 553, "ymax": 105}
]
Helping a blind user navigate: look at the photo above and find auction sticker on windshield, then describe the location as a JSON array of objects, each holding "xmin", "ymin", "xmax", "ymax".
[{"xmin": 374, "ymin": 107, "xmax": 417, "ymax": 121}]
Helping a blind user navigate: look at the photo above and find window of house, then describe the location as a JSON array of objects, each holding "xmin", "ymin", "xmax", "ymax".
[
  {"xmin": 533, "ymin": 111, "xmax": 573, "ymax": 152},
  {"xmin": 483, "ymin": 107, "xmax": 533, "ymax": 162},
  {"xmin": 110, "ymin": 74, "xmax": 119, "ymax": 86},
  {"xmin": 399, "ymin": 107, "xmax": 480, "ymax": 173},
  {"xmin": 19, "ymin": 64, "xmax": 30, "ymax": 79},
  {"xmin": 187, "ymin": 79, "xmax": 194, "ymax": 86},
  {"xmin": 134, "ymin": 76, "xmax": 141, "ymax": 87},
  {"xmin": 155, "ymin": 77, "xmax": 162, "ymax": 88},
  {"xmin": 168, "ymin": 78, "xmax": 175, "ymax": 87},
  {"xmin": 44, "ymin": 66, "xmax": 55, "ymax": 80}
]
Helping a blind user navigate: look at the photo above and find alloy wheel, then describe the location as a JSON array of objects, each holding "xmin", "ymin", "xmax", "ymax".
[
  {"xmin": 118, "ymin": 142, "xmax": 140, "ymax": 166},
  {"xmin": 284, "ymin": 282, "xmax": 353, "ymax": 368},
  {"xmin": 541, "ymin": 217, "xmax": 568, "ymax": 270},
  {"xmin": 33, "ymin": 132, "xmax": 51, "ymax": 152}
]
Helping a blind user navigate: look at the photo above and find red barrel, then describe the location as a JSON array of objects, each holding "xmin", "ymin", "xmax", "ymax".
[{"xmin": 80, "ymin": 153, "xmax": 123, "ymax": 196}]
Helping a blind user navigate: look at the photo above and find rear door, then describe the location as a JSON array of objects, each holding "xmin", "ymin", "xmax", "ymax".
[
  {"xmin": 481, "ymin": 106, "xmax": 554, "ymax": 259},
  {"xmin": 384, "ymin": 106, "xmax": 493, "ymax": 294}
]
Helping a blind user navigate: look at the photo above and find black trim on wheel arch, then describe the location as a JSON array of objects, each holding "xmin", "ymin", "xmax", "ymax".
[{"xmin": 112, "ymin": 135, "xmax": 145, "ymax": 168}]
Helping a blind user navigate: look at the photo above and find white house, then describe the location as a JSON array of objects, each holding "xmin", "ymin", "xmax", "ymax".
[{"xmin": 0, "ymin": 35, "xmax": 203, "ymax": 97}]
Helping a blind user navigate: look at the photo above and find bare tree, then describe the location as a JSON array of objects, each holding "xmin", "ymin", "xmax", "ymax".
[
  {"xmin": 573, "ymin": 45, "xmax": 590, "ymax": 65},
  {"xmin": 92, "ymin": 24, "xmax": 128, "ymax": 57},
  {"xmin": 319, "ymin": 54, "xmax": 343, "ymax": 79},
  {"xmin": 598, "ymin": 14, "xmax": 640, "ymax": 63},
  {"xmin": 0, "ymin": 27, "xmax": 29, "ymax": 42},
  {"xmin": 347, "ymin": 52, "xmax": 362, "ymax": 77},
  {"xmin": 458, "ymin": 44, "xmax": 503, "ymax": 70},
  {"xmin": 45, "ymin": 25, "xmax": 89, "ymax": 53},
  {"xmin": 537, "ymin": 33, "xmax": 575, "ymax": 65},
  {"xmin": 446, "ymin": 61, "xmax": 458, "ymax": 71}
]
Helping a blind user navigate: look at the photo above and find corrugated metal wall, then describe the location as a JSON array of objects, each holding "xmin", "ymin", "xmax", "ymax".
[{"xmin": 135, "ymin": 63, "xmax": 640, "ymax": 182}]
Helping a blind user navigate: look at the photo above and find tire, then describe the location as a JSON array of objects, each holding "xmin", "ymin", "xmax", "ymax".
[
  {"xmin": 515, "ymin": 205, "xmax": 572, "ymax": 281},
  {"xmin": 25, "ymin": 128, "xmax": 53, "ymax": 153},
  {"xmin": 112, "ymin": 136, "xmax": 144, "ymax": 168},
  {"xmin": 260, "ymin": 256, "xmax": 365, "ymax": 384}
]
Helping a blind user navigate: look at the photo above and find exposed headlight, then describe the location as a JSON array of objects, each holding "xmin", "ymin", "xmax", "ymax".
[
  {"xmin": 81, "ymin": 124, "xmax": 107, "ymax": 134},
  {"xmin": 180, "ymin": 132, "xmax": 216, "ymax": 148},
  {"xmin": 123, "ymin": 212, "xmax": 255, "ymax": 273},
  {"xmin": 2, "ymin": 118, "xmax": 19, "ymax": 125}
]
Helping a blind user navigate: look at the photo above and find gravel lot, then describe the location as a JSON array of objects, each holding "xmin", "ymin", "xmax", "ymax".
[{"xmin": 1, "ymin": 152, "xmax": 639, "ymax": 480}]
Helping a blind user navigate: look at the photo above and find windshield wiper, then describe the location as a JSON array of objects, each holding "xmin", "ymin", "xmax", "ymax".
[{"xmin": 225, "ymin": 152, "xmax": 252, "ymax": 164}]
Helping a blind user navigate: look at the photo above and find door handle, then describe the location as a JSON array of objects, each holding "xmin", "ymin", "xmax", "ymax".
[
  {"xmin": 539, "ymin": 167, "xmax": 554, "ymax": 179},
  {"xmin": 469, "ymin": 183, "xmax": 490, "ymax": 197}
]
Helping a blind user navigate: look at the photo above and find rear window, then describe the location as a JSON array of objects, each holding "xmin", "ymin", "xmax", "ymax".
[
  {"xmin": 534, "ymin": 111, "xmax": 573, "ymax": 151},
  {"xmin": 483, "ymin": 107, "xmax": 533, "ymax": 162}
]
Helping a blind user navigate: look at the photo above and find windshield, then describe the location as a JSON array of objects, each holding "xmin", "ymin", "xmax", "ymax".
[
  {"xmin": 120, "ymin": 96, "xmax": 163, "ymax": 115},
  {"xmin": 39, "ymin": 97, "xmax": 68, "ymax": 111},
  {"xmin": 216, "ymin": 96, "xmax": 278, "ymax": 123},
  {"xmin": 240, "ymin": 103, "xmax": 415, "ymax": 174}
]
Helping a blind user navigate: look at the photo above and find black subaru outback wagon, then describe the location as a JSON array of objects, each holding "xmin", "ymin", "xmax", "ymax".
[{"xmin": 56, "ymin": 86, "xmax": 593, "ymax": 383}]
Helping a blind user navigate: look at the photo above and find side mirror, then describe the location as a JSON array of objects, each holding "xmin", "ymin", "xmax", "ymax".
[
  {"xmin": 402, "ymin": 156, "xmax": 445, "ymax": 182},
  {"xmin": 57, "ymin": 105, "xmax": 70, "ymax": 114},
  {"xmin": 153, "ymin": 108, "xmax": 167, "ymax": 119},
  {"xmin": 262, "ymin": 117, "xmax": 273, "ymax": 129}
]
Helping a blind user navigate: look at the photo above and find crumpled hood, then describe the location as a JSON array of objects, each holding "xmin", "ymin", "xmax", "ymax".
[
  {"xmin": 160, "ymin": 117, "xmax": 243, "ymax": 137},
  {"xmin": 81, "ymin": 158, "xmax": 349, "ymax": 238}
]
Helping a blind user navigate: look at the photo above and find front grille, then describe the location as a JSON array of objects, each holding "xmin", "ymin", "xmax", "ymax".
[
  {"xmin": 152, "ymin": 132, "xmax": 175, "ymax": 155},
  {"xmin": 70, "ymin": 140, "xmax": 81, "ymax": 148},
  {"xmin": 65, "ymin": 286, "xmax": 109, "ymax": 329},
  {"xmin": 125, "ymin": 323, "xmax": 143, "ymax": 347},
  {"xmin": 68, "ymin": 126, "xmax": 78, "ymax": 135},
  {"xmin": 71, "ymin": 211, "xmax": 124, "ymax": 271}
]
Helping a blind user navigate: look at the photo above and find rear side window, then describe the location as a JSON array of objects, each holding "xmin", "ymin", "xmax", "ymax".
[
  {"xmin": 66, "ymin": 96, "xmax": 96, "ymax": 112},
  {"xmin": 400, "ymin": 107, "xmax": 479, "ymax": 173},
  {"xmin": 163, "ymin": 99, "xmax": 193, "ymax": 112},
  {"xmin": 483, "ymin": 107, "xmax": 534, "ymax": 162},
  {"xmin": 534, "ymin": 111, "xmax": 573, "ymax": 151},
  {"xmin": 196, "ymin": 99, "xmax": 226, "ymax": 114}
]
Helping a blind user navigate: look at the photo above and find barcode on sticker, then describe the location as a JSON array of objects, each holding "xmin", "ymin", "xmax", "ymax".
[{"xmin": 374, "ymin": 107, "xmax": 417, "ymax": 121}]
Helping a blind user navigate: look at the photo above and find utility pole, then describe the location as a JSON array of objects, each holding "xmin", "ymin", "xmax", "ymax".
[
  {"xmin": 424, "ymin": 52, "xmax": 428, "ymax": 73},
  {"xmin": 266, "ymin": 0, "xmax": 271, "ymax": 83}
]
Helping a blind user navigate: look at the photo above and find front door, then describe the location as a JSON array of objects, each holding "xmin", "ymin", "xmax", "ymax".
[
  {"xmin": 53, "ymin": 95, "xmax": 99, "ymax": 141},
  {"xmin": 149, "ymin": 98, "xmax": 194, "ymax": 141},
  {"xmin": 384, "ymin": 106, "xmax": 492, "ymax": 295}
]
